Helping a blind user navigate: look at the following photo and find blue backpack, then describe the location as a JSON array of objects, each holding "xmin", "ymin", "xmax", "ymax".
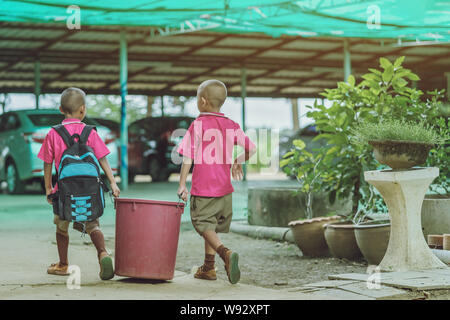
[{"xmin": 51, "ymin": 124, "xmax": 108, "ymax": 223}]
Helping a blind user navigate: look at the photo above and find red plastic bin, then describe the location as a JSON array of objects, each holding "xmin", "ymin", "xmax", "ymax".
[{"xmin": 114, "ymin": 198, "xmax": 185, "ymax": 280}]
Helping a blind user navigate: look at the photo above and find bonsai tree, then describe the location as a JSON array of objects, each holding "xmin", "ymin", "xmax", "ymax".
[{"xmin": 282, "ymin": 56, "xmax": 447, "ymax": 221}]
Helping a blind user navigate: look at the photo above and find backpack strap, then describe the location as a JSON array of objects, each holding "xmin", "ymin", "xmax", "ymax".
[
  {"xmin": 52, "ymin": 124, "xmax": 73, "ymax": 148},
  {"xmin": 79, "ymin": 125, "xmax": 96, "ymax": 145}
]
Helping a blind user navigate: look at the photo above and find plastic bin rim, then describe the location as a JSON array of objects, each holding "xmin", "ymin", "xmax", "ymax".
[{"xmin": 115, "ymin": 198, "xmax": 185, "ymax": 208}]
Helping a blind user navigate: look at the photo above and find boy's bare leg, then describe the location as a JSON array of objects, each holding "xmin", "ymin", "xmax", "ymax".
[
  {"xmin": 89, "ymin": 229, "xmax": 107, "ymax": 258},
  {"xmin": 56, "ymin": 232, "xmax": 69, "ymax": 266},
  {"xmin": 89, "ymin": 229, "xmax": 114, "ymax": 280},
  {"xmin": 203, "ymin": 230, "xmax": 222, "ymax": 252},
  {"xmin": 47, "ymin": 230, "xmax": 70, "ymax": 275}
]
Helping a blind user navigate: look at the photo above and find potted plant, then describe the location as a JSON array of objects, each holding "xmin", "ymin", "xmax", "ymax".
[
  {"xmin": 351, "ymin": 119, "xmax": 444, "ymax": 170},
  {"xmin": 422, "ymin": 105, "xmax": 450, "ymax": 238},
  {"xmin": 281, "ymin": 141, "xmax": 341, "ymax": 257},
  {"xmin": 352, "ymin": 186, "xmax": 391, "ymax": 265},
  {"xmin": 296, "ymin": 56, "xmax": 445, "ymax": 261}
]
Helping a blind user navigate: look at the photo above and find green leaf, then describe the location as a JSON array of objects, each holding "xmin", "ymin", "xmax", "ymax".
[
  {"xmin": 293, "ymin": 139, "xmax": 306, "ymax": 149},
  {"xmin": 280, "ymin": 159, "xmax": 291, "ymax": 167},
  {"xmin": 406, "ymin": 73, "xmax": 420, "ymax": 81},
  {"xmin": 380, "ymin": 57, "xmax": 392, "ymax": 69},
  {"xmin": 394, "ymin": 56, "xmax": 405, "ymax": 68},
  {"xmin": 368, "ymin": 68, "xmax": 382, "ymax": 75},
  {"xmin": 347, "ymin": 75, "xmax": 355, "ymax": 87},
  {"xmin": 282, "ymin": 151, "xmax": 294, "ymax": 158},
  {"xmin": 362, "ymin": 73, "xmax": 380, "ymax": 81},
  {"xmin": 393, "ymin": 77, "xmax": 408, "ymax": 87},
  {"xmin": 382, "ymin": 65, "xmax": 394, "ymax": 82}
]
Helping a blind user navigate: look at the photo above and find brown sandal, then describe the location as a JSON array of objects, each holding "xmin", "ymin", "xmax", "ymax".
[{"xmin": 47, "ymin": 262, "xmax": 69, "ymax": 276}]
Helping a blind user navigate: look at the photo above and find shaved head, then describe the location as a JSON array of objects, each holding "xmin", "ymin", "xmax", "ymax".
[
  {"xmin": 60, "ymin": 87, "xmax": 86, "ymax": 114},
  {"xmin": 197, "ymin": 79, "xmax": 227, "ymax": 110}
]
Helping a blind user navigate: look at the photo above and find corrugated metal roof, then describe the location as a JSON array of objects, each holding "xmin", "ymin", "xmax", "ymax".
[{"xmin": 0, "ymin": 22, "xmax": 447, "ymax": 97}]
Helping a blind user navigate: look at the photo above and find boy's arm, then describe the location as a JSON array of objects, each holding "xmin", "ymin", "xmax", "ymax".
[
  {"xmin": 98, "ymin": 157, "xmax": 120, "ymax": 197},
  {"xmin": 44, "ymin": 162, "xmax": 53, "ymax": 205},
  {"xmin": 232, "ymin": 149, "xmax": 256, "ymax": 180},
  {"xmin": 177, "ymin": 156, "xmax": 192, "ymax": 202}
]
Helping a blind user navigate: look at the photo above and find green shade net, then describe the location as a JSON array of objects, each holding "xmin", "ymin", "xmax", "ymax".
[{"xmin": 0, "ymin": 0, "xmax": 449, "ymax": 40}]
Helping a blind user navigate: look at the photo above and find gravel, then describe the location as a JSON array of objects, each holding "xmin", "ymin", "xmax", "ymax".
[{"xmin": 175, "ymin": 224, "xmax": 368, "ymax": 289}]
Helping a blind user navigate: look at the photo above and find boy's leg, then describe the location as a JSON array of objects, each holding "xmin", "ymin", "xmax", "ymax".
[
  {"xmin": 194, "ymin": 239, "xmax": 217, "ymax": 280},
  {"xmin": 87, "ymin": 223, "xmax": 114, "ymax": 281},
  {"xmin": 203, "ymin": 230, "xmax": 240, "ymax": 284},
  {"xmin": 203, "ymin": 239, "xmax": 216, "ymax": 270},
  {"xmin": 56, "ymin": 232, "xmax": 69, "ymax": 266},
  {"xmin": 191, "ymin": 194, "xmax": 239, "ymax": 283},
  {"xmin": 48, "ymin": 215, "xmax": 70, "ymax": 275},
  {"xmin": 89, "ymin": 229, "xmax": 107, "ymax": 258},
  {"xmin": 203, "ymin": 194, "xmax": 240, "ymax": 284}
]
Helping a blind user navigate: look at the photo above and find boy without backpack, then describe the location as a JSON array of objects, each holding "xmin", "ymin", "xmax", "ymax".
[{"xmin": 38, "ymin": 87, "xmax": 120, "ymax": 280}]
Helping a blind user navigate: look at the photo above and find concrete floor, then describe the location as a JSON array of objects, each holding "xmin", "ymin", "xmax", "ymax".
[
  {"xmin": 2, "ymin": 176, "xmax": 447, "ymax": 300},
  {"xmin": 0, "ymin": 175, "xmax": 326, "ymax": 300}
]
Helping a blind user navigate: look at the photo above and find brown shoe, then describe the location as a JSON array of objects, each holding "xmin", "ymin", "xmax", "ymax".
[
  {"xmin": 224, "ymin": 250, "xmax": 240, "ymax": 284},
  {"xmin": 194, "ymin": 266, "xmax": 217, "ymax": 280},
  {"xmin": 47, "ymin": 262, "xmax": 69, "ymax": 276}
]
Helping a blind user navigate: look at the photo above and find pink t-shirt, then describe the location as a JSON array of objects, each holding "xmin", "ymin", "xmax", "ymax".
[
  {"xmin": 37, "ymin": 118, "xmax": 110, "ymax": 192},
  {"xmin": 177, "ymin": 112, "xmax": 256, "ymax": 197}
]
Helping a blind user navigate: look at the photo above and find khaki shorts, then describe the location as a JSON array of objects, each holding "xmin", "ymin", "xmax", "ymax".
[
  {"xmin": 190, "ymin": 193, "xmax": 233, "ymax": 235},
  {"xmin": 53, "ymin": 214, "xmax": 100, "ymax": 235}
]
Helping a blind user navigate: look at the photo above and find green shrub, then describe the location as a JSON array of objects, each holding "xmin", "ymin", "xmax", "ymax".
[
  {"xmin": 282, "ymin": 55, "xmax": 449, "ymax": 221},
  {"xmin": 351, "ymin": 119, "xmax": 446, "ymax": 146}
]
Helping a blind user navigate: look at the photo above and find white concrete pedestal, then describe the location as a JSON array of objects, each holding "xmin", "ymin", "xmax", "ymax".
[{"xmin": 364, "ymin": 167, "xmax": 446, "ymax": 272}]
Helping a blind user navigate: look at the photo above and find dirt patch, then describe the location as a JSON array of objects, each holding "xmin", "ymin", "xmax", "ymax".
[{"xmin": 174, "ymin": 225, "xmax": 368, "ymax": 289}]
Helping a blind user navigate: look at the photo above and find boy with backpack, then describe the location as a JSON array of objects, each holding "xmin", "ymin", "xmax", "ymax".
[
  {"xmin": 177, "ymin": 80, "xmax": 256, "ymax": 284},
  {"xmin": 38, "ymin": 87, "xmax": 120, "ymax": 280}
]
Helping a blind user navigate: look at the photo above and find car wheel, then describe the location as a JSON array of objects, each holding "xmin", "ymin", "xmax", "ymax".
[
  {"xmin": 148, "ymin": 158, "xmax": 167, "ymax": 182},
  {"xmin": 6, "ymin": 161, "xmax": 25, "ymax": 194},
  {"xmin": 128, "ymin": 173, "xmax": 136, "ymax": 184}
]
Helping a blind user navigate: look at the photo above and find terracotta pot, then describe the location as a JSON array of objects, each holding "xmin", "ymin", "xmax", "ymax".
[
  {"xmin": 443, "ymin": 234, "xmax": 450, "ymax": 250},
  {"xmin": 324, "ymin": 221, "xmax": 362, "ymax": 260},
  {"xmin": 354, "ymin": 220, "xmax": 390, "ymax": 265},
  {"xmin": 288, "ymin": 216, "xmax": 341, "ymax": 257},
  {"xmin": 421, "ymin": 194, "xmax": 450, "ymax": 239},
  {"xmin": 368, "ymin": 140, "xmax": 433, "ymax": 170}
]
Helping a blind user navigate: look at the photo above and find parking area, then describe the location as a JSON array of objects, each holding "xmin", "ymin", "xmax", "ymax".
[{"xmin": 0, "ymin": 172, "xmax": 290, "ymax": 227}]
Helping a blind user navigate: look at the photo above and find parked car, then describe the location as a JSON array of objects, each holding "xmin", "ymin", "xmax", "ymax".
[
  {"xmin": 279, "ymin": 124, "xmax": 326, "ymax": 159},
  {"xmin": 279, "ymin": 124, "xmax": 327, "ymax": 179},
  {"xmin": 91, "ymin": 118, "xmax": 120, "ymax": 138},
  {"xmin": 128, "ymin": 116, "xmax": 194, "ymax": 182},
  {"xmin": 0, "ymin": 109, "xmax": 119, "ymax": 194}
]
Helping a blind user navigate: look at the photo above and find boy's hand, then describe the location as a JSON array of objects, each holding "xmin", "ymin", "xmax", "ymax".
[
  {"xmin": 232, "ymin": 161, "xmax": 244, "ymax": 181},
  {"xmin": 110, "ymin": 182, "xmax": 120, "ymax": 198},
  {"xmin": 45, "ymin": 188, "xmax": 53, "ymax": 205},
  {"xmin": 178, "ymin": 184, "xmax": 189, "ymax": 202}
]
